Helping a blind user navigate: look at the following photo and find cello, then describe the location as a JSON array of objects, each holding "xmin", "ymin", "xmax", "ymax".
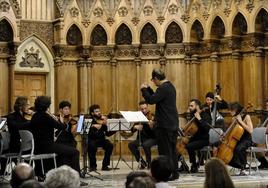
[{"xmin": 216, "ymin": 103, "xmax": 252, "ymax": 164}]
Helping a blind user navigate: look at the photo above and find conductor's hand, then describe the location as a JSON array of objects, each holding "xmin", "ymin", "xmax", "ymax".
[
  {"xmin": 92, "ymin": 124, "xmax": 102, "ymax": 130},
  {"xmin": 134, "ymin": 124, "xmax": 143, "ymax": 131},
  {"xmin": 141, "ymin": 83, "xmax": 148, "ymax": 90}
]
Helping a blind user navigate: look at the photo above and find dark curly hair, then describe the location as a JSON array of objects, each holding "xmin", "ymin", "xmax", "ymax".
[
  {"xmin": 14, "ymin": 96, "xmax": 28, "ymax": 112},
  {"xmin": 89, "ymin": 104, "xmax": 100, "ymax": 115},
  {"xmin": 34, "ymin": 96, "xmax": 51, "ymax": 112},
  {"xmin": 59, "ymin": 101, "xmax": 71, "ymax": 109}
]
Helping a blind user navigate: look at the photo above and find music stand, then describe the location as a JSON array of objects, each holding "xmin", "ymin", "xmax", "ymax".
[
  {"xmin": 119, "ymin": 111, "xmax": 149, "ymax": 170},
  {"xmin": 107, "ymin": 118, "xmax": 132, "ymax": 170},
  {"xmin": 77, "ymin": 115, "xmax": 103, "ymax": 181},
  {"xmin": 0, "ymin": 118, "xmax": 7, "ymax": 130}
]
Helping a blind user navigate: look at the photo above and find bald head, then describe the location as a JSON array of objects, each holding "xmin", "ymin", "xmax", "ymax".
[{"xmin": 11, "ymin": 163, "xmax": 35, "ymax": 188}]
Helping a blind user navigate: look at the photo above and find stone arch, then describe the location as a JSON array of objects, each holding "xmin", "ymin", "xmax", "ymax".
[
  {"xmin": 232, "ymin": 12, "xmax": 248, "ymax": 35},
  {"xmin": 210, "ymin": 16, "xmax": 225, "ymax": 39},
  {"xmin": 90, "ymin": 24, "xmax": 108, "ymax": 46},
  {"xmin": 115, "ymin": 23, "xmax": 132, "ymax": 45},
  {"xmin": 255, "ymin": 8, "xmax": 268, "ymax": 33},
  {"xmin": 140, "ymin": 22, "xmax": 157, "ymax": 44},
  {"xmin": 66, "ymin": 24, "xmax": 83, "ymax": 45},
  {"xmin": 190, "ymin": 20, "xmax": 204, "ymax": 42},
  {"xmin": 15, "ymin": 35, "xmax": 55, "ymax": 111},
  {"xmin": 0, "ymin": 18, "xmax": 14, "ymax": 42},
  {"xmin": 165, "ymin": 21, "xmax": 183, "ymax": 43}
]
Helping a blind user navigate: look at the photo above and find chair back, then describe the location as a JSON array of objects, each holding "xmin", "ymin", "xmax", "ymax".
[
  {"xmin": 252, "ymin": 127, "xmax": 267, "ymax": 145},
  {"xmin": 0, "ymin": 132, "xmax": 10, "ymax": 154},
  {"xmin": 209, "ymin": 128, "xmax": 223, "ymax": 144},
  {"xmin": 19, "ymin": 130, "xmax": 34, "ymax": 156}
]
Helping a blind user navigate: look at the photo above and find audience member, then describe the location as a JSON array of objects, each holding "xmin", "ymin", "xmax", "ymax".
[
  {"xmin": 204, "ymin": 158, "xmax": 235, "ymax": 188},
  {"xmin": 125, "ymin": 171, "xmax": 151, "ymax": 188},
  {"xmin": 44, "ymin": 165, "xmax": 80, "ymax": 188},
  {"xmin": 150, "ymin": 156, "xmax": 176, "ymax": 188},
  {"xmin": 19, "ymin": 180, "xmax": 46, "ymax": 188},
  {"xmin": 10, "ymin": 163, "xmax": 35, "ymax": 188},
  {"xmin": 128, "ymin": 176, "xmax": 156, "ymax": 188}
]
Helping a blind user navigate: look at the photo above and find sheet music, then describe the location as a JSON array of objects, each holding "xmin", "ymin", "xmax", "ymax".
[
  {"xmin": 107, "ymin": 118, "xmax": 131, "ymax": 131},
  {"xmin": 120, "ymin": 111, "xmax": 148, "ymax": 123},
  {"xmin": 76, "ymin": 115, "xmax": 85, "ymax": 133}
]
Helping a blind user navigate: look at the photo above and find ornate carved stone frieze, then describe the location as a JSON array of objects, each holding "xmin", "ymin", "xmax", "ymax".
[
  {"xmin": 106, "ymin": 17, "xmax": 115, "ymax": 26},
  {"xmin": 20, "ymin": 47, "xmax": 44, "ymax": 68},
  {"xmin": 53, "ymin": 44, "xmax": 65, "ymax": 58},
  {"xmin": 61, "ymin": 46, "xmax": 80, "ymax": 59},
  {"xmin": 55, "ymin": 0, "xmax": 70, "ymax": 17},
  {"xmin": 0, "ymin": 19, "xmax": 13, "ymax": 42},
  {"xmin": 212, "ymin": 0, "xmax": 222, "ymax": 9},
  {"xmin": 118, "ymin": 6, "xmax": 128, "ymax": 17},
  {"xmin": 246, "ymin": 1, "xmax": 254, "ymax": 13},
  {"xmin": 0, "ymin": 1, "xmax": 10, "ymax": 12},
  {"xmin": 191, "ymin": 2, "xmax": 201, "ymax": 12},
  {"xmin": 0, "ymin": 43, "xmax": 10, "ymax": 57},
  {"xmin": 202, "ymin": 11, "xmax": 210, "ymax": 20},
  {"xmin": 165, "ymin": 45, "xmax": 185, "ymax": 56},
  {"xmin": 116, "ymin": 48, "xmax": 135, "ymax": 58},
  {"xmin": 20, "ymin": 21, "xmax": 54, "ymax": 47},
  {"xmin": 90, "ymin": 25, "xmax": 108, "ymax": 46},
  {"xmin": 168, "ymin": 4, "xmax": 178, "ymax": 14},
  {"xmin": 78, "ymin": 45, "xmax": 91, "ymax": 59},
  {"xmin": 9, "ymin": 0, "xmax": 21, "ymax": 18},
  {"xmin": 69, "ymin": 7, "xmax": 79, "ymax": 17},
  {"xmin": 181, "ymin": 13, "xmax": 190, "ymax": 23},
  {"xmin": 115, "ymin": 24, "xmax": 132, "ymax": 45},
  {"xmin": 143, "ymin": 6, "xmax": 153, "ymax": 16},
  {"xmin": 92, "ymin": 47, "xmax": 113, "ymax": 59},
  {"xmin": 221, "ymin": 37, "xmax": 241, "ymax": 52},
  {"xmin": 140, "ymin": 23, "xmax": 157, "ymax": 44},
  {"xmin": 184, "ymin": 43, "xmax": 198, "ymax": 56},
  {"xmin": 131, "ymin": 17, "xmax": 140, "ymax": 26},
  {"xmin": 224, "ymin": 7, "xmax": 231, "ymax": 17},
  {"xmin": 140, "ymin": 47, "xmax": 160, "ymax": 57},
  {"xmin": 240, "ymin": 33, "xmax": 264, "ymax": 52},
  {"xmin": 81, "ymin": 19, "xmax": 90, "ymax": 28},
  {"xmin": 165, "ymin": 22, "xmax": 183, "ymax": 43},
  {"xmin": 156, "ymin": 16, "xmax": 165, "ymax": 25},
  {"xmin": 93, "ymin": 7, "xmax": 103, "ymax": 17}
]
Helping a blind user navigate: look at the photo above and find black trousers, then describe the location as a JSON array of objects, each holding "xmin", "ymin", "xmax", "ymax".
[
  {"xmin": 185, "ymin": 138, "xmax": 209, "ymax": 165},
  {"xmin": 88, "ymin": 138, "xmax": 113, "ymax": 168},
  {"xmin": 128, "ymin": 138, "xmax": 157, "ymax": 164},
  {"xmin": 35, "ymin": 142, "xmax": 80, "ymax": 176},
  {"xmin": 155, "ymin": 128, "xmax": 178, "ymax": 173}
]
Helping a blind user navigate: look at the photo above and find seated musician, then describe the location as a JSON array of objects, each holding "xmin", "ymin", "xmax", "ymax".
[
  {"xmin": 128, "ymin": 101, "xmax": 157, "ymax": 169},
  {"xmin": 55, "ymin": 101, "xmax": 77, "ymax": 147},
  {"xmin": 0, "ymin": 97, "xmax": 32, "ymax": 175},
  {"xmin": 87, "ymin": 104, "xmax": 113, "ymax": 171},
  {"xmin": 185, "ymin": 99, "xmax": 211, "ymax": 173},
  {"xmin": 203, "ymin": 92, "xmax": 228, "ymax": 130},
  {"xmin": 31, "ymin": 96, "xmax": 81, "ymax": 178},
  {"xmin": 228, "ymin": 102, "xmax": 253, "ymax": 175}
]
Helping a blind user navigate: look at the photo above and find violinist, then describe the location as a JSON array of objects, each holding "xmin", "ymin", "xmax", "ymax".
[
  {"xmin": 128, "ymin": 101, "xmax": 157, "ymax": 169},
  {"xmin": 31, "ymin": 96, "xmax": 81, "ymax": 179},
  {"xmin": 55, "ymin": 101, "xmax": 77, "ymax": 147},
  {"xmin": 228, "ymin": 102, "xmax": 253, "ymax": 175},
  {"xmin": 87, "ymin": 104, "xmax": 113, "ymax": 171},
  {"xmin": 185, "ymin": 99, "xmax": 211, "ymax": 173}
]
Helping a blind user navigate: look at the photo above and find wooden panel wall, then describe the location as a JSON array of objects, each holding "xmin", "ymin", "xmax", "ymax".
[{"xmin": 0, "ymin": 58, "xmax": 9, "ymax": 115}]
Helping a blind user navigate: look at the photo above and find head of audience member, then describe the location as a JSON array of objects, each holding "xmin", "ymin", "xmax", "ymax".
[
  {"xmin": 189, "ymin": 99, "xmax": 202, "ymax": 114},
  {"xmin": 125, "ymin": 171, "xmax": 151, "ymax": 188},
  {"xmin": 14, "ymin": 96, "xmax": 30, "ymax": 115},
  {"xmin": 139, "ymin": 101, "xmax": 149, "ymax": 115},
  {"xmin": 205, "ymin": 92, "xmax": 214, "ymax": 107},
  {"xmin": 150, "ymin": 156, "xmax": 172, "ymax": 183},
  {"xmin": 34, "ymin": 96, "xmax": 51, "ymax": 113},
  {"xmin": 128, "ymin": 176, "xmax": 155, "ymax": 188},
  {"xmin": 204, "ymin": 158, "xmax": 235, "ymax": 188},
  {"xmin": 10, "ymin": 163, "xmax": 35, "ymax": 188},
  {"xmin": 44, "ymin": 165, "xmax": 80, "ymax": 188},
  {"xmin": 89, "ymin": 104, "xmax": 101, "ymax": 119},
  {"xmin": 59, "ymin": 101, "xmax": 71, "ymax": 116},
  {"xmin": 229, "ymin": 102, "xmax": 243, "ymax": 117},
  {"xmin": 151, "ymin": 68, "xmax": 166, "ymax": 86},
  {"xmin": 19, "ymin": 180, "xmax": 46, "ymax": 188}
]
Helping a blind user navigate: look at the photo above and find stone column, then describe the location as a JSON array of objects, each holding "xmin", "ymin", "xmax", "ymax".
[{"xmin": 110, "ymin": 56, "xmax": 118, "ymax": 114}]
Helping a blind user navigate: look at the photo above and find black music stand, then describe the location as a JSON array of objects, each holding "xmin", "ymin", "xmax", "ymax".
[
  {"xmin": 107, "ymin": 118, "xmax": 132, "ymax": 170},
  {"xmin": 77, "ymin": 115, "xmax": 103, "ymax": 181}
]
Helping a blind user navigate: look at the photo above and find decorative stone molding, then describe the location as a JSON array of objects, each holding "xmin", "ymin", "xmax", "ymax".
[
  {"xmin": 181, "ymin": 13, "xmax": 190, "ymax": 23},
  {"xmin": 143, "ymin": 6, "xmax": 153, "ymax": 16},
  {"xmin": 157, "ymin": 16, "xmax": 165, "ymax": 25},
  {"xmin": 246, "ymin": 2, "xmax": 254, "ymax": 13},
  {"xmin": 20, "ymin": 47, "xmax": 44, "ymax": 68},
  {"xmin": 224, "ymin": 7, "xmax": 231, "ymax": 17},
  {"xmin": 118, "ymin": 6, "xmax": 128, "ymax": 17},
  {"xmin": 106, "ymin": 17, "xmax": 115, "ymax": 26},
  {"xmin": 192, "ymin": 2, "xmax": 200, "ymax": 12},
  {"xmin": 0, "ymin": 1, "xmax": 10, "ymax": 12},
  {"xmin": 9, "ymin": 0, "xmax": 21, "ymax": 18},
  {"xmin": 81, "ymin": 19, "xmax": 90, "ymax": 28},
  {"xmin": 131, "ymin": 17, "xmax": 140, "ymax": 26},
  {"xmin": 93, "ymin": 7, "xmax": 103, "ymax": 17},
  {"xmin": 168, "ymin": 4, "xmax": 178, "ymax": 14},
  {"xmin": 203, "ymin": 11, "xmax": 210, "ymax": 20},
  {"xmin": 69, "ymin": 7, "xmax": 79, "ymax": 17}
]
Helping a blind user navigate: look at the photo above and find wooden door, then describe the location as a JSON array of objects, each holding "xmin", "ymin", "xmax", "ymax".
[{"xmin": 13, "ymin": 74, "xmax": 46, "ymax": 107}]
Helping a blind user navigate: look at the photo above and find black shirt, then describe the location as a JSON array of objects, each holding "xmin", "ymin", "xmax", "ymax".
[
  {"xmin": 191, "ymin": 110, "xmax": 212, "ymax": 140},
  {"xmin": 55, "ymin": 118, "xmax": 77, "ymax": 147},
  {"xmin": 88, "ymin": 118, "xmax": 108, "ymax": 140},
  {"xmin": 141, "ymin": 81, "xmax": 178, "ymax": 131},
  {"xmin": 7, "ymin": 112, "xmax": 31, "ymax": 152},
  {"xmin": 131, "ymin": 122, "xmax": 155, "ymax": 142}
]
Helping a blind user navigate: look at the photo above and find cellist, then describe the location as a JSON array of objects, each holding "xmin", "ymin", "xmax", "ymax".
[
  {"xmin": 185, "ymin": 99, "xmax": 211, "ymax": 173},
  {"xmin": 228, "ymin": 102, "xmax": 253, "ymax": 175}
]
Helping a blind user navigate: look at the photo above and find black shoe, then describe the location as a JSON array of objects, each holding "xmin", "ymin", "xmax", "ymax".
[
  {"xmin": 101, "ymin": 166, "xmax": 112, "ymax": 171},
  {"xmin": 178, "ymin": 164, "xmax": 189, "ymax": 173},
  {"xmin": 169, "ymin": 172, "xmax": 179, "ymax": 181},
  {"xmin": 190, "ymin": 165, "xmax": 198, "ymax": 173},
  {"xmin": 80, "ymin": 181, "xmax": 88, "ymax": 186}
]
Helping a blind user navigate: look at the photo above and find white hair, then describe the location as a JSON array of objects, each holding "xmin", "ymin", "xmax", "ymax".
[{"xmin": 44, "ymin": 165, "xmax": 80, "ymax": 188}]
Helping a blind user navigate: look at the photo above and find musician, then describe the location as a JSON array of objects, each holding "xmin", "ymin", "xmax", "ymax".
[
  {"xmin": 87, "ymin": 104, "xmax": 113, "ymax": 171},
  {"xmin": 141, "ymin": 68, "xmax": 179, "ymax": 180},
  {"xmin": 203, "ymin": 92, "xmax": 228, "ymax": 130},
  {"xmin": 31, "ymin": 96, "xmax": 81, "ymax": 177},
  {"xmin": 185, "ymin": 99, "xmax": 211, "ymax": 173},
  {"xmin": 228, "ymin": 102, "xmax": 253, "ymax": 175},
  {"xmin": 0, "ymin": 97, "xmax": 32, "ymax": 175},
  {"xmin": 128, "ymin": 101, "xmax": 157, "ymax": 169},
  {"xmin": 55, "ymin": 101, "xmax": 77, "ymax": 147}
]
